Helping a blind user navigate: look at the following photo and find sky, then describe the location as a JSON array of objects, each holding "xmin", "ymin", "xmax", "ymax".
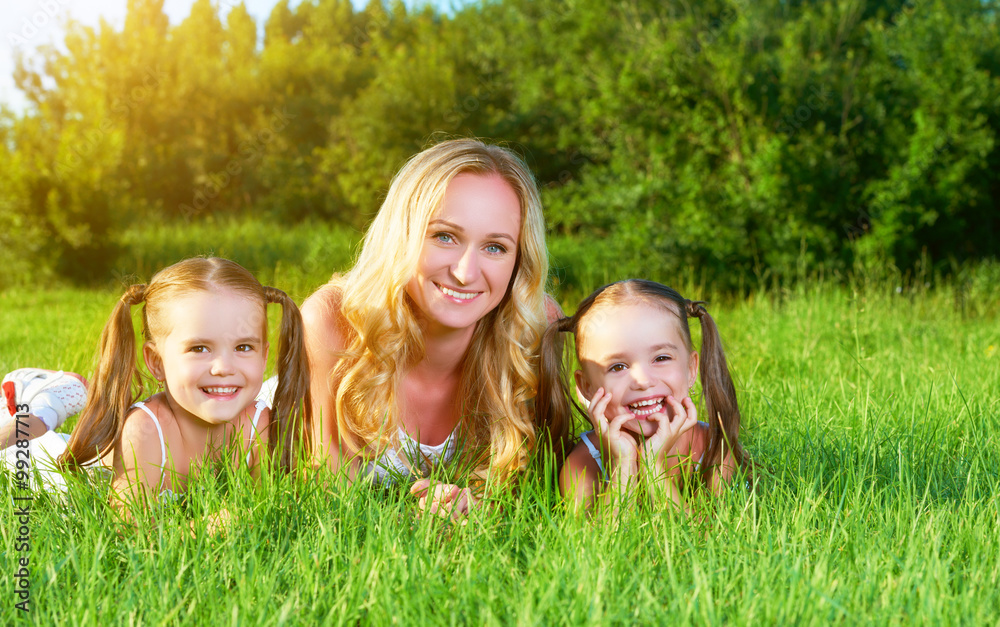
[{"xmin": 1, "ymin": 0, "xmax": 450, "ymax": 113}]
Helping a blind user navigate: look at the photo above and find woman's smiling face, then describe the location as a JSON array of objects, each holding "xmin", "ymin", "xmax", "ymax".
[
  {"xmin": 405, "ymin": 173, "xmax": 521, "ymax": 334},
  {"xmin": 575, "ymin": 301, "xmax": 699, "ymax": 438}
]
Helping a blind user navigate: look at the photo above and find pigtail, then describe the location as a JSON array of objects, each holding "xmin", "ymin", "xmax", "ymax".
[
  {"xmin": 687, "ymin": 299, "xmax": 745, "ymax": 483},
  {"xmin": 535, "ymin": 316, "xmax": 576, "ymax": 464},
  {"xmin": 60, "ymin": 284, "xmax": 149, "ymax": 469},
  {"xmin": 263, "ymin": 286, "xmax": 312, "ymax": 471}
]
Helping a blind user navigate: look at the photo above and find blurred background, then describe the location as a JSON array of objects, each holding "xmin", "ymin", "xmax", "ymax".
[{"xmin": 1, "ymin": 0, "xmax": 997, "ymax": 295}]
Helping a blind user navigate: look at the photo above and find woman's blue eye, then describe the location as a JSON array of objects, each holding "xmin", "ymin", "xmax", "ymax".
[
  {"xmin": 485, "ymin": 243, "xmax": 507, "ymax": 255},
  {"xmin": 434, "ymin": 232, "xmax": 454, "ymax": 244}
]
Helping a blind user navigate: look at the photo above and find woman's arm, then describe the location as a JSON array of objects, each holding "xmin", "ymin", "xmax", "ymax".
[
  {"xmin": 300, "ymin": 285, "xmax": 348, "ymax": 474},
  {"xmin": 544, "ymin": 293, "xmax": 564, "ymax": 324}
]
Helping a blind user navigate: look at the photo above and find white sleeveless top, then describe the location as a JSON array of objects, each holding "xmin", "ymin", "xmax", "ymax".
[
  {"xmin": 131, "ymin": 399, "xmax": 267, "ymax": 498},
  {"xmin": 365, "ymin": 427, "xmax": 459, "ymax": 482},
  {"xmin": 1, "ymin": 400, "xmax": 267, "ymax": 496},
  {"xmin": 259, "ymin": 375, "xmax": 458, "ymax": 483}
]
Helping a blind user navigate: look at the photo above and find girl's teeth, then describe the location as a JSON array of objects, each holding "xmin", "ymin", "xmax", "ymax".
[
  {"xmin": 204, "ymin": 387, "xmax": 237, "ymax": 394},
  {"xmin": 440, "ymin": 286, "xmax": 477, "ymax": 300},
  {"xmin": 628, "ymin": 398, "xmax": 664, "ymax": 415}
]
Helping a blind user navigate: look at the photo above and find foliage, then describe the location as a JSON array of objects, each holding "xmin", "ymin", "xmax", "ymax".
[
  {"xmin": 0, "ymin": 0, "xmax": 998, "ymax": 290},
  {"xmin": 114, "ymin": 216, "xmax": 360, "ymax": 301}
]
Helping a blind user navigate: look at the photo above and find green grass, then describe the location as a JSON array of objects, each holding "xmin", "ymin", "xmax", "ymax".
[{"xmin": 2, "ymin": 244, "xmax": 999, "ymax": 624}]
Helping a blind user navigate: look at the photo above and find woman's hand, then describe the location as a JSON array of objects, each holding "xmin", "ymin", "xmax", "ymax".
[
  {"xmin": 639, "ymin": 395, "xmax": 698, "ymax": 476},
  {"xmin": 205, "ymin": 508, "xmax": 235, "ymax": 536},
  {"xmin": 188, "ymin": 507, "xmax": 235, "ymax": 538},
  {"xmin": 410, "ymin": 479, "xmax": 478, "ymax": 523}
]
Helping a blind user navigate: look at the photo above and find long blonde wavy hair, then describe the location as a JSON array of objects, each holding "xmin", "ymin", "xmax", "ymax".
[{"xmin": 329, "ymin": 138, "xmax": 549, "ymax": 485}]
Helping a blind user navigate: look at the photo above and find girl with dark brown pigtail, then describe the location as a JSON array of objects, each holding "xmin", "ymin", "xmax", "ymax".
[
  {"xmin": 2, "ymin": 257, "xmax": 310, "ymax": 507},
  {"xmin": 538, "ymin": 279, "xmax": 746, "ymax": 513}
]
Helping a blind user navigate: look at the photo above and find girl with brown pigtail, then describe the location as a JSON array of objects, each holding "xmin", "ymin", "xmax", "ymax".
[
  {"xmin": 3, "ymin": 257, "xmax": 310, "ymax": 507},
  {"xmin": 538, "ymin": 279, "xmax": 746, "ymax": 513}
]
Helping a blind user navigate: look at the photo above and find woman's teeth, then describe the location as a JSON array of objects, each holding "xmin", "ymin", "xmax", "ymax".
[
  {"xmin": 628, "ymin": 398, "xmax": 664, "ymax": 416},
  {"xmin": 439, "ymin": 285, "xmax": 478, "ymax": 300}
]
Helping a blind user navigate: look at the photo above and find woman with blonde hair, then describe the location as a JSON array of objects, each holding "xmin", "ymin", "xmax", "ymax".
[{"xmin": 303, "ymin": 138, "xmax": 565, "ymax": 518}]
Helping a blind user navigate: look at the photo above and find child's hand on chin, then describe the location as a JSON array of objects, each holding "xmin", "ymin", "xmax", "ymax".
[
  {"xmin": 585, "ymin": 387, "xmax": 639, "ymax": 466},
  {"xmin": 640, "ymin": 395, "xmax": 698, "ymax": 470}
]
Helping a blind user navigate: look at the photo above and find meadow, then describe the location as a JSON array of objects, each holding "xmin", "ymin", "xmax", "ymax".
[{"xmin": 1, "ymin": 222, "xmax": 999, "ymax": 625}]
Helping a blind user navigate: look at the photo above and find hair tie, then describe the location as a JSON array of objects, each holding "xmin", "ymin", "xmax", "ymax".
[
  {"xmin": 122, "ymin": 284, "xmax": 147, "ymax": 306},
  {"xmin": 263, "ymin": 286, "xmax": 287, "ymax": 305},
  {"xmin": 686, "ymin": 299, "xmax": 707, "ymax": 319}
]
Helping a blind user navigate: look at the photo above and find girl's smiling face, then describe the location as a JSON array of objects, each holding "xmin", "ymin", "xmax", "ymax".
[
  {"xmin": 143, "ymin": 288, "xmax": 268, "ymax": 426},
  {"xmin": 574, "ymin": 301, "xmax": 699, "ymax": 438}
]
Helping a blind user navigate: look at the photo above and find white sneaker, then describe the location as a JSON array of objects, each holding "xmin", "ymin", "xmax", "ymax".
[{"xmin": 2, "ymin": 368, "xmax": 88, "ymax": 431}]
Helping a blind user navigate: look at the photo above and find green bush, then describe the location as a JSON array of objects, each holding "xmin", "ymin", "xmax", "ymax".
[{"xmin": 2, "ymin": 0, "xmax": 998, "ymax": 290}]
